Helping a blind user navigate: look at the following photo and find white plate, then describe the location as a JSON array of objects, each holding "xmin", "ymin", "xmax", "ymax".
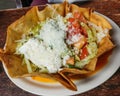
[{"xmin": 3, "ymin": 13, "xmax": 120, "ymax": 96}]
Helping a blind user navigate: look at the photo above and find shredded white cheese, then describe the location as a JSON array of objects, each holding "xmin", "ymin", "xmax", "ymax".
[
  {"xmin": 18, "ymin": 15, "xmax": 69, "ymax": 73},
  {"xmin": 88, "ymin": 21, "xmax": 109, "ymax": 43},
  {"xmin": 63, "ymin": 55, "xmax": 70, "ymax": 65}
]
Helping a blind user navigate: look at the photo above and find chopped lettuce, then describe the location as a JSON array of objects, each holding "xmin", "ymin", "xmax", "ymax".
[
  {"xmin": 75, "ymin": 42, "xmax": 97, "ymax": 68},
  {"xmin": 87, "ymin": 28, "xmax": 97, "ymax": 43},
  {"xmin": 24, "ymin": 58, "xmax": 32, "ymax": 73},
  {"xmin": 23, "ymin": 57, "xmax": 48, "ymax": 73}
]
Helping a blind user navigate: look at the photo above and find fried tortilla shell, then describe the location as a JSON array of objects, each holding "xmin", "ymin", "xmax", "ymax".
[{"xmin": 0, "ymin": 2, "xmax": 114, "ymax": 91}]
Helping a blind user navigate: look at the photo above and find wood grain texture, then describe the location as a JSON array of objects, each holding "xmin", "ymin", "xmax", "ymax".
[{"xmin": 0, "ymin": 0, "xmax": 120, "ymax": 96}]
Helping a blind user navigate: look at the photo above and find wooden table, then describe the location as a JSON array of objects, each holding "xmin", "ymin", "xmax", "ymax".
[{"xmin": 0, "ymin": 0, "xmax": 120, "ymax": 96}]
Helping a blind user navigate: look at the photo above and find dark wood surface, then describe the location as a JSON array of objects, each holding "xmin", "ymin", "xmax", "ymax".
[{"xmin": 0, "ymin": 0, "xmax": 120, "ymax": 96}]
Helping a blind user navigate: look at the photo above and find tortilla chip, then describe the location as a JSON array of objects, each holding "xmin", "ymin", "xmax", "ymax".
[
  {"xmin": 90, "ymin": 13, "xmax": 112, "ymax": 29},
  {"xmin": 56, "ymin": 72, "xmax": 77, "ymax": 91},
  {"xmin": 59, "ymin": 68, "xmax": 90, "ymax": 74},
  {"xmin": 84, "ymin": 58, "xmax": 98, "ymax": 71},
  {"xmin": 37, "ymin": 3, "xmax": 66, "ymax": 21},
  {"xmin": 69, "ymin": 4, "xmax": 92, "ymax": 20},
  {"xmin": 2, "ymin": 54, "xmax": 28, "ymax": 77},
  {"xmin": 97, "ymin": 37, "xmax": 115, "ymax": 57}
]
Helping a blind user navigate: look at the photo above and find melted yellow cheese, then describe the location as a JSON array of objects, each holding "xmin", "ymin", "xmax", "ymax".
[{"xmin": 32, "ymin": 76, "xmax": 57, "ymax": 83}]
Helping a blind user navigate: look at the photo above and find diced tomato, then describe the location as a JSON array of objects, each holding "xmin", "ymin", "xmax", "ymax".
[
  {"xmin": 79, "ymin": 15, "xmax": 87, "ymax": 23},
  {"xmin": 68, "ymin": 18, "xmax": 75, "ymax": 23},
  {"xmin": 74, "ymin": 36, "xmax": 86, "ymax": 49},
  {"xmin": 66, "ymin": 57, "xmax": 74, "ymax": 65},
  {"xmin": 67, "ymin": 25, "xmax": 72, "ymax": 30},
  {"xmin": 66, "ymin": 12, "xmax": 88, "ymax": 44},
  {"xmin": 72, "ymin": 21, "xmax": 80, "ymax": 28},
  {"xmin": 81, "ymin": 27, "xmax": 88, "ymax": 37},
  {"xmin": 73, "ymin": 30, "xmax": 80, "ymax": 35},
  {"xmin": 67, "ymin": 28, "xmax": 80, "ymax": 38},
  {"xmin": 74, "ymin": 12, "xmax": 80, "ymax": 19},
  {"xmin": 80, "ymin": 46, "xmax": 89, "ymax": 60},
  {"xmin": 73, "ymin": 11, "xmax": 87, "ymax": 23}
]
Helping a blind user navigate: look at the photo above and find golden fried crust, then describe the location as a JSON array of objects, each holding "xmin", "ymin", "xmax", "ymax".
[
  {"xmin": 37, "ymin": 3, "xmax": 65, "ymax": 21},
  {"xmin": 84, "ymin": 58, "xmax": 98, "ymax": 71},
  {"xmin": 59, "ymin": 68, "xmax": 91, "ymax": 74},
  {"xmin": 97, "ymin": 37, "xmax": 115, "ymax": 57},
  {"xmin": 56, "ymin": 71, "xmax": 77, "ymax": 91},
  {"xmin": 69, "ymin": 4, "xmax": 92, "ymax": 20},
  {"xmin": 90, "ymin": 13, "xmax": 112, "ymax": 29}
]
